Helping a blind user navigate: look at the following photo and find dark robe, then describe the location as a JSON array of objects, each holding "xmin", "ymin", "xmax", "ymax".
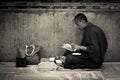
[
  {"xmin": 81, "ymin": 23, "xmax": 108, "ymax": 64},
  {"xmin": 64, "ymin": 23, "xmax": 108, "ymax": 69}
]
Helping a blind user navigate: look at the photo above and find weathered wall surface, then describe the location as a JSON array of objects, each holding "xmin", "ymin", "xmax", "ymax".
[{"xmin": 0, "ymin": 9, "xmax": 120, "ymax": 62}]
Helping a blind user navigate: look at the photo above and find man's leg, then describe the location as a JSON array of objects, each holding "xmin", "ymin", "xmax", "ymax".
[
  {"xmin": 64, "ymin": 54, "xmax": 89, "ymax": 69},
  {"xmin": 87, "ymin": 59, "xmax": 102, "ymax": 69},
  {"xmin": 63, "ymin": 50, "xmax": 72, "ymax": 56}
]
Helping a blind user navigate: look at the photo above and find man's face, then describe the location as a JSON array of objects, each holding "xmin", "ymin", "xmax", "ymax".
[{"xmin": 75, "ymin": 20, "xmax": 85, "ymax": 30}]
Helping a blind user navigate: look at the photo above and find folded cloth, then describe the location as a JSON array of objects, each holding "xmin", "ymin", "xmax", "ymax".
[
  {"xmin": 37, "ymin": 62, "xmax": 58, "ymax": 71},
  {"xmin": 49, "ymin": 57, "xmax": 56, "ymax": 62}
]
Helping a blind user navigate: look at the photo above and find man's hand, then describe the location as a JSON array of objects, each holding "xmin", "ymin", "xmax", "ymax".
[
  {"xmin": 71, "ymin": 43, "xmax": 87, "ymax": 51},
  {"xmin": 71, "ymin": 43, "xmax": 80, "ymax": 51}
]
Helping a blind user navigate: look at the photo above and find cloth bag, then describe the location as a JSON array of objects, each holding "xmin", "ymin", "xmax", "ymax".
[{"xmin": 16, "ymin": 44, "xmax": 42, "ymax": 67}]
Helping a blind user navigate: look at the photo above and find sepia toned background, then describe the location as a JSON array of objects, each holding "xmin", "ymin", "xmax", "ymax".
[{"xmin": 0, "ymin": 3, "xmax": 120, "ymax": 62}]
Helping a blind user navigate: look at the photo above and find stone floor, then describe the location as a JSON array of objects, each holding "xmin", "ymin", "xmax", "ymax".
[{"xmin": 0, "ymin": 59, "xmax": 120, "ymax": 80}]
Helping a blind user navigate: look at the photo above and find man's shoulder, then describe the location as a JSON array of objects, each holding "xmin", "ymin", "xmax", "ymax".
[
  {"xmin": 90, "ymin": 24, "xmax": 102, "ymax": 32},
  {"xmin": 86, "ymin": 23, "xmax": 104, "ymax": 35}
]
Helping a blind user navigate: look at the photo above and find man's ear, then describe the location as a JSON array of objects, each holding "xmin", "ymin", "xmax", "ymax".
[{"xmin": 81, "ymin": 20, "xmax": 86, "ymax": 23}]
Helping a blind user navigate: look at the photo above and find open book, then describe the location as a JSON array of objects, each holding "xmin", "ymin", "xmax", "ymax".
[
  {"xmin": 62, "ymin": 43, "xmax": 74, "ymax": 52},
  {"xmin": 62, "ymin": 43, "xmax": 81, "ymax": 55}
]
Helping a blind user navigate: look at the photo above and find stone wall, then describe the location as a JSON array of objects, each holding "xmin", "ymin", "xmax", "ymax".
[{"xmin": 0, "ymin": 3, "xmax": 120, "ymax": 62}]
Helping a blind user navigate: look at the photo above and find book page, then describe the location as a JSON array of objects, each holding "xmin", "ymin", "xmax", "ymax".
[{"xmin": 62, "ymin": 43, "xmax": 73, "ymax": 51}]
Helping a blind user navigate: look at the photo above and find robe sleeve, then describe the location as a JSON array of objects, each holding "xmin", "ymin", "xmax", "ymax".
[{"xmin": 84, "ymin": 30, "xmax": 101, "ymax": 63}]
